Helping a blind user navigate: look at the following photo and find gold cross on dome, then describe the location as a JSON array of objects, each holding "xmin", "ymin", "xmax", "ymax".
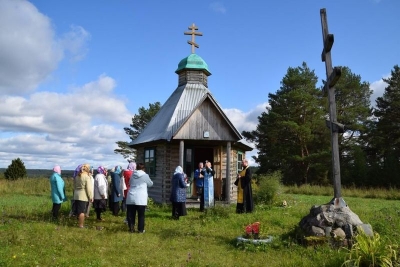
[{"xmin": 184, "ymin": 23, "xmax": 203, "ymax": 54}]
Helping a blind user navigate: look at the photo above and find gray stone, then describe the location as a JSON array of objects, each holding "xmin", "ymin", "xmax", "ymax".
[
  {"xmin": 331, "ymin": 227, "xmax": 346, "ymax": 239},
  {"xmin": 299, "ymin": 203, "xmax": 364, "ymax": 237},
  {"xmin": 311, "ymin": 226, "xmax": 325, "ymax": 236}
]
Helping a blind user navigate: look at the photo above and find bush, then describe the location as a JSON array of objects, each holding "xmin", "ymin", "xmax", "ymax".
[
  {"xmin": 253, "ymin": 171, "xmax": 282, "ymax": 205},
  {"xmin": 342, "ymin": 226, "xmax": 399, "ymax": 267},
  {"xmin": 4, "ymin": 158, "xmax": 27, "ymax": 180}
]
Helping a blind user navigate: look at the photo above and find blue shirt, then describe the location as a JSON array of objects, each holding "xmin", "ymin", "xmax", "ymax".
[{"xmin": 194, "ymin": 168, "xmax": 204, "ymax": 188}]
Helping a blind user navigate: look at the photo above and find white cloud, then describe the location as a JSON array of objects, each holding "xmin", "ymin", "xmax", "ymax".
[
  {"xmin": 223, "ymin": 102, "xmax": 269, "ymax": 166},
  {"xmin": 60, "ymin": 25, "xmax": 91, "ymax": 63},
  {"xmin": 0, "ymin": 0, "xmax": 63, "ymax": 94},
  {"xmin": 370, "ymin": 76, "xmax": 389, "ymax": 107},
  {"xmin": 223, "ymin": 102, "xmax": 268, "ymax": 133},
  {"xmin": 209, "ymin": 2, "xmax": 227, "ymax": 14},
  {"xmin": 0, "ymin": 0, "xmax": 90, "ymax": 95},
  {"xmin": 0, "ymin": 74, "xmax": 133, "ymax": 170}
]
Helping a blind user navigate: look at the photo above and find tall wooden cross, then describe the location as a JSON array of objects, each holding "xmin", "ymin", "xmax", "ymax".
[
  {"xmin": 184, "ymin": 23, "xmax": 203, "ymax": 54},
  {"xmin": 320, "ymin": 8, "xmax": 346, "ymax": 207}
]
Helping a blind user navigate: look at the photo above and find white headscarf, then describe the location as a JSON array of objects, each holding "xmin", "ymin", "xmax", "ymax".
[{"xmin": 174, "ymin": 166, "xmax": 183, "ymax": 175}]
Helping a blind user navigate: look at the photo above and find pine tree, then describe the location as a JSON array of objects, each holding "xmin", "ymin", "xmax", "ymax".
[
  {"xmin": 243, "ymin": 62, "xmax": 330, "ymax": 185},
  {"xmin": 4, "ymin": 158, "xmax": 27, "ymax": 180},
  {"xmin": 114, "ymin": 102, "xmax": 161, "ymax": 160},
  {"xmin": 328, "ymin": 66, "xmax": 372, "ymax": 186},
  {"xmin": 367, "ymin": 65, "xmax": 400, "ymax": 187}
]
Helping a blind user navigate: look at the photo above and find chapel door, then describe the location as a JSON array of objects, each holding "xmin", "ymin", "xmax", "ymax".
[{"xmin": 192, "ymin": 147, "xmax": 214, "ymax": 198}]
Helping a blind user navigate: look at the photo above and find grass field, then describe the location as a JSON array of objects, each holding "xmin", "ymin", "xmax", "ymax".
[{"xmin": 0, "ymin": 178, "xmax": 399, "ymax": 266}]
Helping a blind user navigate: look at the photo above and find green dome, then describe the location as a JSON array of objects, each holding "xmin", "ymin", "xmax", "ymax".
[{"xmin": 175, "ymin": 54, "xmax": 211, "ymax": 75}]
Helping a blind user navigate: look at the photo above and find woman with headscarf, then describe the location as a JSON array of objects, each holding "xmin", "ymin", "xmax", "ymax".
[
  {"xmin": 49, "ymin": 165, "xmax": 66, "ymax": 220},
  {"xmin": 126, "ymin": 163, "xmax": 153, "ymax": 233},
  {"xmin": 93, "ymin": 166, "xmax": 108, "ymax": 221},
  {"xmin": 69, "ymin": 164, "xmax": 83, "ymax": 217},
  {"xmin": 170, "ymin": 166, "xmax": 190, "ymax": 220},
  {"xmin": 122, "ymin": 162, "xmax": 136, "ymax": 221},
  {"xmin": 85, "ymin": 166, "xmax": 95, "ymax": 218},
  {"xmin": 73, "ymin": 163, "xmax": 94, "ymax": 228},
  {"xmin": 111, "ymin": 165, "xmax": 123, "ymax": 216}
]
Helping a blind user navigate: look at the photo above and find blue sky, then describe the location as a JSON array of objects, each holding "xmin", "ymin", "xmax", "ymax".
[{"xmin": 0, "ymin": 0, "xmax": 398, "ymax": 170}]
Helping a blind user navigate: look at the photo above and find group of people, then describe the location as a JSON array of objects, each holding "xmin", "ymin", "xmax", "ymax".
[
  {"xmin": 49, "ymin": 162, "xmax": 153, "ymax": 232},
  {"xmin": 49, "ymin": 158, "xmax": 254, "ymax": 231},
  {"xmin": 171, "ymin": 158, "xmax": 254, "ymax": 219}
]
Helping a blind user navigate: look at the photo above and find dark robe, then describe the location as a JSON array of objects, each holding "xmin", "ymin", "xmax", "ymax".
[{"xmin": 235, "ymin": 167, "xmax": 254, "ymax": 213}]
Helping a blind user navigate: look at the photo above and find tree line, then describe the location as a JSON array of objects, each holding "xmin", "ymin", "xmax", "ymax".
[
  {"xmin": 115, "ymin": 63, "xmax": 400, "ymax": 188},
  {"xmin": 242, "ymin": 63, "xmax": 400, "ymax": 188}
]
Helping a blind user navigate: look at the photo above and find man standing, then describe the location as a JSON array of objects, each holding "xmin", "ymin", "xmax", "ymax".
[
  {"xmin": 194, "ymin": 162, "xmax": 204, "ymax": 211},
  {"xmin": 203, "ymin": 160, "xmax": 215, "ymax": 209},
  {"xmin": 235, "ymin": 159, "xmax": 254, "ymax": 213}
]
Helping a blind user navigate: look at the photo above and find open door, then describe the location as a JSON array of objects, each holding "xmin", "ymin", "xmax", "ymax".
[{"xmin": 192, "ymin": 147, "xmax": 213, "ymax": 199}]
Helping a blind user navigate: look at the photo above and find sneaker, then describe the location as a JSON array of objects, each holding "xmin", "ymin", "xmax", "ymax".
[{"xmin": 138, "ymin": 230, "xmax": 145, "ymax": 234}]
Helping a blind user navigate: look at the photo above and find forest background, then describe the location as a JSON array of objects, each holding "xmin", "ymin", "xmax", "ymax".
[{"xmin": 113, "ymin": 63, "xmax": 400, "ymax": 189}]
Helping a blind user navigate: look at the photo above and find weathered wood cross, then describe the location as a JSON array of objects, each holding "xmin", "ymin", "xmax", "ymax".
[
  {"xmin": 184, "ymin": 23, "xmax": 203, "ymax": 54},
  {"xmin": 320, "ymin": 8, "xmax": 346, "ymax": 207}
]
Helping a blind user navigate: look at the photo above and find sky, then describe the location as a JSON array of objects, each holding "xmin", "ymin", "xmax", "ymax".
[{"xmin": 0, "ymin": 0, "xmax": 399, "ymax": 170}]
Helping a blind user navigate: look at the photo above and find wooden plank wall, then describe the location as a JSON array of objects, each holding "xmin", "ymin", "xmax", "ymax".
[
  {"xmin": 178, "ymin": 70, "xmax": 208, "ymax": 87},
  {"xmin": 174, "ymin": 99, "xmax": 237, "ymax": 141},
  {"xmin": 161, "ymin": 143, "xmax": 180, "ymax": 203},
  {"xmin": 135, "ymin": 143, "xmax": 244, "ymax": 204}
]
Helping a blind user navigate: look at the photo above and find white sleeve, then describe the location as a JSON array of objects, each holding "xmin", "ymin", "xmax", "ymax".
[
  {"xmin": 98, "ymin": 175, "xmax": 106, "ymax": 195},
  {"xmin": 145, "ymin": 174, "xmax": 154, "ymax": 187}
]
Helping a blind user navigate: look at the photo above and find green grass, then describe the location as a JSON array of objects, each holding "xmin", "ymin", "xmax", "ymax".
[{"xmin": 0, "ymin": 178, "xmax": 399, "ymax": 266}]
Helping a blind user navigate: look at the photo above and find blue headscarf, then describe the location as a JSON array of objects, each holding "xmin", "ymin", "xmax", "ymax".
[{"xmin": 114, "ymin": 165, "xmax": 122, "ymax": 174}]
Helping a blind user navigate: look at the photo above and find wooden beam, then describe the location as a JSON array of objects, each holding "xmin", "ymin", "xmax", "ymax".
[
  {"xmin": 324, "ymin": 34, "xmax": 334, "ymax": 52},
  {"xmin": 225, "ymin": 142, "xmax": 231, "ymax": 203},
  {"xmin": 179, "ymin": 141, "xmax": 184, "ymax": 168},
  {"xmin": 187, "ymin": 41, "xmax": 199, "ymax": 48},
  {"xmin": 320, "ymin": 8, "xmax": 343, "ymax": 201},
  {"xmin": 328, "ymin": 67, "xmax": 342, "ymax": 88}
]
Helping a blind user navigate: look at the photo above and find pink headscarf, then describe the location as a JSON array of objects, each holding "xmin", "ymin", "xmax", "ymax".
[
  {"xmin": 73, "ymin": 164, "xmax": 82, "ymax": 179},
  {"xmin": 53, "ymin": 165, "xmax": 61, "ymax": 175},
  {"xmin": 97, "ymin": 166, "xmax": 107, "ymax": 175},
  {"xmin": 127, "ymin": 162, "xmax": 136, "ymax": 171}
]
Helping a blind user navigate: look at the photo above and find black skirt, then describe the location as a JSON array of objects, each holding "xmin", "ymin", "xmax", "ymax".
[
  {"xmin": 172, "ymin": 202, "xmax": 187, "ymax": 217},
  {"xmin": 93, "ymin": 199, "xmax": 107, "ymax": 211}
]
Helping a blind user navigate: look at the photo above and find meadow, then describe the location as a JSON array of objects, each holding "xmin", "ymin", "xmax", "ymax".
[{"xmin": 0, "ymin": 178, "xmax": 399, "ymax": 267}]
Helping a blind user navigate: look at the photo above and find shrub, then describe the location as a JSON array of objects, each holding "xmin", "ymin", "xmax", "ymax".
[
  {"xmin": 253, "ymin": 171, "xmax": 282, "ymax": 205},
  {"xmin": 342, "ymin": 226, "xmax": 399, "ymax": 267},
  {"xmin": 4, "ymin": 158, "xmax": 27, "ymax": 180}
]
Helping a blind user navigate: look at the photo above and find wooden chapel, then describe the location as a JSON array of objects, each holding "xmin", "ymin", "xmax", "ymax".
[{"xmin": 129, "ymin": 23, "xmax": 252, "ymax": 204}]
